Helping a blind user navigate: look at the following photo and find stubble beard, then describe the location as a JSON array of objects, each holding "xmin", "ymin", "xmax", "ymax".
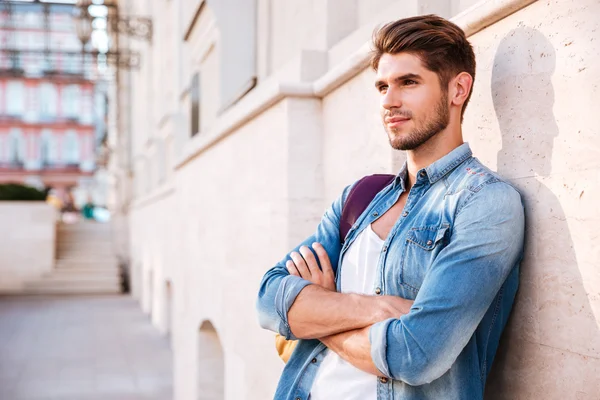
[{"xmin": 385, "ymin": 94, "xmax": 450, "ymax": 151}]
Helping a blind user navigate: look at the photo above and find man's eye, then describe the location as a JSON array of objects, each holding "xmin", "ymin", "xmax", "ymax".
[
  {"xmin": 405, "ymin": 80, "xmax": 417, "ymax": 85},
  {"xmin": 378, "ymin": 85, "xmax": 388, "ymax": 93}
]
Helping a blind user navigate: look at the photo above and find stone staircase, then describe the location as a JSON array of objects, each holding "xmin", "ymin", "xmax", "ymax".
[{"xmin": 24, "ymin": 221, "xmax": 122, "ymax": 294}]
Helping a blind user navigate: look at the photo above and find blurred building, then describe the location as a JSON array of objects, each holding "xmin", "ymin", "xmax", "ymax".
[
  {"xmin": 113, "ymin": 0, "xmax": 600, "ymax": 399},
  {"xmin": 0, "ymin": 0, "xmax": 108, "ymax": 206}
]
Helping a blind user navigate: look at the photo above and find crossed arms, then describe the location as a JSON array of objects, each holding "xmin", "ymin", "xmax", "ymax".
[
  {"xmin": 256, "ymin": 182, "xmax": 524, "ymax": 385},
  {"xmin": 285, "ymin": 242, "xmax": 412, "ymax": 376}
]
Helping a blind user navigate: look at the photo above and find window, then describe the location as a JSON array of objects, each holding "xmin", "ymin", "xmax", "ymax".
[
  {"xmin": 62, "ymin": 85, "xmax": 80, "ymax": 119},
  {"xmin": 25, "ymin": 12, "xmax": 41, "ymax": 28},
  {"xmin": 26, "ymin": 84, "xmax": 39, "ymax": 121},
  {"xmin": 81, "ymin": 89, "xmax": 94, "ymax": 124},
  {"xmin": 190, "ymin": 73, "xmax": 200, "ymax": 137},
  {"xmin": 41, "ymin": 129, "xmax": 58, "ymax": 165},
  {"xmin": 63, "ymin": 130, "xmax": 79, "ymax": 164},
  {"xmin": 79, "ymin": 133, "xmax": 93, "ymax": 162},
  {"xmin": 9, "ymin": 128, "xmax": 25, "ymax": 164},
  {"xmin": 6, "ymin": 81, "xmax": 25, "ymax": 117},
  {"xmin": 40, "ymin": 83, "xmax": 58, "ymax": 118},
  {"xmin": 0, "ymin": 133, "xmax": 7, "ymax": 163},
  {"xmin": 64, "ymin": 54, "xmax": 80, "ymax": 74},
  {"xmin": 210, "ymin": 0, "xmax": 257, "ymax": 109}
]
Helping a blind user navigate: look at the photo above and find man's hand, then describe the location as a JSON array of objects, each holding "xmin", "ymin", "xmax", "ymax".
[
  {"xmin": 285, "ymin": 242, "xmax": 413, "ymax": 339},
  {"xmin": 286, "ymin": 242, "xmax": 336, "ymax": 292}
]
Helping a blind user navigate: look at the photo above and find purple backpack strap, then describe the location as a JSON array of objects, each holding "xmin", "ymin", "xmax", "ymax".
[{"xmin": 339, "ymin": 174, "xmax": 396, "ymax": 244}]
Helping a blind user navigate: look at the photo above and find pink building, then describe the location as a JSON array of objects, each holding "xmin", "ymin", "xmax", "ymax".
[{"xmin": 0, "ymin": 1, "xmax": 100, "ymax": 198}]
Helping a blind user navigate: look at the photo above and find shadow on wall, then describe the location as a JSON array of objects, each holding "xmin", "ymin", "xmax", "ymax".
[{"xmin": 485, "ymin": 27, "xmax": 600, "ymax": 397}]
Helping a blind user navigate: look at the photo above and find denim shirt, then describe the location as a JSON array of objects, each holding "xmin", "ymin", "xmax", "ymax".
[{"xmin": 256, "ymin": 143, "xmax": 525, "ymax": 400}]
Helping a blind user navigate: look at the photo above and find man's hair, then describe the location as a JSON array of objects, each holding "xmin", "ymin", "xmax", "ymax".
[{"xmin": 371, "ymin": 15, "xmax": 476, "ymax": 118}]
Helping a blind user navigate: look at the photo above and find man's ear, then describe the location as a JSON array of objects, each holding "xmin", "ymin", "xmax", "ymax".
[{"xmin": 450, "ymin": 72, "xmax": 473, "ymax": 107}]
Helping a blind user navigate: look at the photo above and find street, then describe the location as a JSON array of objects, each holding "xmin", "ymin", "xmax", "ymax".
[{"xmin": 0, "ymin": 295, "xmax": 173, "ymax": 400}]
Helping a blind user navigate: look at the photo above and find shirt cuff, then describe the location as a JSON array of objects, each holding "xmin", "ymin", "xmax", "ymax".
[
  {"xmin": 275, "ymin": 275, "xmax": 312, "ymax": 340},
  {"xmin": 369, "ymin": 318, "xmax": 395, "ymax": 378}
]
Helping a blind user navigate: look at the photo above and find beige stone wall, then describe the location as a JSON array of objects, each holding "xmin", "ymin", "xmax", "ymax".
[
  {"xmin": 0, "ymin": 203, "xmax": 56, "ymax": 292},
  {"xmin": 172, "ymin": 100, "xmax": 292, "ymax": 399},
  {"xmin": 463, "ymin": 1, "xmax": 600, "ymax": 397},
  {"xmin": 120, "ymin": 0, "xmax": 600, "ymax": 398}
]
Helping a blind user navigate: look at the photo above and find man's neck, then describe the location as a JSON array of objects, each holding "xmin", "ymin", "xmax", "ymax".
[{"xmin": 405, "ymin": 126, "xmax": 464, "ymax": 189}]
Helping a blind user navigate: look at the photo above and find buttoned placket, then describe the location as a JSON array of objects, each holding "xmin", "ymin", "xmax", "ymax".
[{"xmin": 375, "ymin": 171, "xmax": 431, "ymax": 296}]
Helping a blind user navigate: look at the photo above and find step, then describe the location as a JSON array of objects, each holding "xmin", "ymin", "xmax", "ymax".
[
  {"xmin": 22, "ymin": 284, "xmax": 121, "ymax": 295},
  {"xmin": 57, "ymin": 230, "xmax": 112, "ymax": 236},
  {"xmin": 57, "ymin": 237, "xmax": 113, "ymax": 244},
  {"xmin": 57, "ymin": 251, "xmax": 116, "ymax": 259},
  {"xmin": 58, "ymin": 222, "xmax": 112, "ymax": 230},
  {"xmin": 46, "ymin": 267, "xmax": 120, "ymax": 275},
  {"xmin": 27, "ymin": 274, "xmax": 121, "ymax": 286},
  {"xmin": 24, "ymin": 279, "xmax": 121, "ymax": 294},
  {"xmin": 57, "ymin": 240, "xmax": 113, "ymax": 246},
  {"xmin": 55, "ymin": 259, "xmax": 119, "ymax": 269},
  {"xmin": 42, "ymin": 270, "xmax": 120, "ymax": 280}
]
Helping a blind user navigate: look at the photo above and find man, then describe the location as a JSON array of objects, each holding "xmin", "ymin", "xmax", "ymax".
[{"xmin": 256, "ymin": 14, "xmax": 525, "ymax": 400}]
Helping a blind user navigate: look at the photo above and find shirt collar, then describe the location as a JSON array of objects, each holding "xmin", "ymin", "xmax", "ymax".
[{"xmin": 393, "ymin": 143, "xmax": 473, "ymax": 188}]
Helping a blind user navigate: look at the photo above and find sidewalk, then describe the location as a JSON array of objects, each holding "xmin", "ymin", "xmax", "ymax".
[{"xmin": 0, "ymin": 295, "xmax": 173, "ymax": 400}]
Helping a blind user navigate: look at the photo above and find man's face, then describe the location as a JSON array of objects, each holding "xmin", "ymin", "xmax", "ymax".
[{"xmin": 376, "ymin": 52, "xmax": 450, "ymax": 150}]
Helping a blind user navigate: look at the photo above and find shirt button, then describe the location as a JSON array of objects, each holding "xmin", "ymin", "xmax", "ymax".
[
  {"xmin": 375, "ymin": 287, "xmax": 381, "ymax": 295},
  {"xmin": 382, "ymin": 245, "xmax": 387, "ymax": 252},
  {"xmin": 379, "ymin": 377, "xmax": 389, "ymax": 383},
  {"xmin": 311, "ymin": 358, "xmax": 317, "ymax": 364},
  {"xmin": 420, "ymin": 171, "xmax": 426, "ymax": 177},
  {"xmin": 426, "ymin": 240, "xmax": 433, "ymax": 246},
  {"xmin": 373, "ymin": 212, "xmax": 379, "ymax": 217},
  {"xmin": 402, "ymin": 211, "xmax": 408, "ymax": 217}
]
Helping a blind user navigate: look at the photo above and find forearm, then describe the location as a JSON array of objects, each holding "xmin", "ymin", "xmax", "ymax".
[
  {"xmin": 288, "ymin": 284, "xmax": 383, "ymax": 339},
  {"xmin": 320, "ymin": 327, "xmax": 381, "ymax": 376}
]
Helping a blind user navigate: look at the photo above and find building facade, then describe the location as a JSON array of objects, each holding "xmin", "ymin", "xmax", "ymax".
[
  {"xmin": 0, "ymin": 1, "xmax": 106, "ymax": 205},
  {"xmin": 113, "ymin": 0, "xmax": 600, "ymax": 399}
]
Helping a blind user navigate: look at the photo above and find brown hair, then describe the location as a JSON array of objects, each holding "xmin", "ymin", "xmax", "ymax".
[{"xmin": 371, "ymin": 15, "xmax": 476, "ymax": 117}]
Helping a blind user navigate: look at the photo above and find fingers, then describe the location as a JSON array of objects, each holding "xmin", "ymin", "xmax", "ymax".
[
  {"xmin": 289, "ymin": 251, "xmax": 310, "ymax": 279},
  {"xmin": 312, "ymin": 243, "xmax": 333, "ymax": 277},
  {"xmin": 299, "ymin": 246, "xmax": 320, "ymax": 276},
  {"xmin": 286, "ymin": 260, "xmax": 300, "ymax": 276}
]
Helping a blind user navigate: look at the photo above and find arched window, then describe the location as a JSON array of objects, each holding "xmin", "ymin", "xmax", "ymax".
[
  {"xmin": 0, "ymin": 132, "xmax": 7, "ymax": 163},
  {"xmin": 63, "ymin": 130, "xmax": 79, "ymax": 164},
  {"xmin": 40, "ymin": 83, "xmax": 58, "ymax": 119},
  {"xmin": 61, "ymin": 84, "xmax": 80, "ymax": 118},
  {"xmin": 9, "ymin": 128, "xmax": 25, "ymax": 164},
  {"xmin": 40, "ymin": 129, "xmax": 58, "ymax": 165},
  {"xmin": 6, "ymin": 81, "xmax": 25, "ymax": 117}
]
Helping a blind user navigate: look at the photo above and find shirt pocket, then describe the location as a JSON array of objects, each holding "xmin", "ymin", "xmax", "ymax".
[{"xmin": 399, "ymin": 223, "xmax": 450, "ymax": 293}]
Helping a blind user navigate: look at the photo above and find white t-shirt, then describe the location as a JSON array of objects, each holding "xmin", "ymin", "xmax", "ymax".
[{"xmin": 310, "ymin": 223, "xmax": 384, "ymax": 400}]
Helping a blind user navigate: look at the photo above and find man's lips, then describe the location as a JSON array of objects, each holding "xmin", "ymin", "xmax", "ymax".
[{"xmin": 386, "ymin": 116, "xmax": 410, "ymax": 125}]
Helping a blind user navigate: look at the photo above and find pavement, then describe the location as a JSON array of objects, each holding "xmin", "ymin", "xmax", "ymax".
[{"xmin": 0, "ymin": 295, "xmax": 173, "ymax": 400}]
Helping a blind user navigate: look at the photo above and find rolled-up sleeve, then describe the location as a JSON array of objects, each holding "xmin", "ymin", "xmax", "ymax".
[
  {"xmin": 369, "ymin": 182, "xmax": 525, "ymax": 386},
  {"xmin": 256, "ymin": 184, "xmax": 353, "ymax": 340}
]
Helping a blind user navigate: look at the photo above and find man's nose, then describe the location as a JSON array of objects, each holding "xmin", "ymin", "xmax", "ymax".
[{"xmin": 381, "ymin": 88, "xmax": 402, "ymax": 110}]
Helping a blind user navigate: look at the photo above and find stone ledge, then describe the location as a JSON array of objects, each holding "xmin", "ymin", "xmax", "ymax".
[
  {"xmin": 131, "ymin": 181, "xmax": 176, "ymax": 211},
  {"xmin": 174, "ymin": 0, "xmax": 537, "ymax": 170}
]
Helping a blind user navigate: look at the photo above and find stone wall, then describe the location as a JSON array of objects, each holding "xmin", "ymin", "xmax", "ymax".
[
  {"xmin": 121, "ymin": 0, "xmax": 600, "ymax": 398},
  {"xmin": 465, "ymin": 1, "xmax": 600, "ymax": 396},
  {"xmin": 0, "ymin": 202, "xmax": 56, "ymax": 292}
]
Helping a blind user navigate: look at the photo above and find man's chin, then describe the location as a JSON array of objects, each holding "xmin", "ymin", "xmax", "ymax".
[
  {"xmin": 388, "ymin": 134, "xmax": 427, "ymax": 151},
  {"xmin": 387, "ymin": 131, "xmax": 412, "ymax": 151}
]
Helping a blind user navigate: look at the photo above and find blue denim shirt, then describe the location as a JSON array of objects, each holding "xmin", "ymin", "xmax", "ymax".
[{"xmin": 257, "ymin": 143, "xmax": 525, "ymax": 400}]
